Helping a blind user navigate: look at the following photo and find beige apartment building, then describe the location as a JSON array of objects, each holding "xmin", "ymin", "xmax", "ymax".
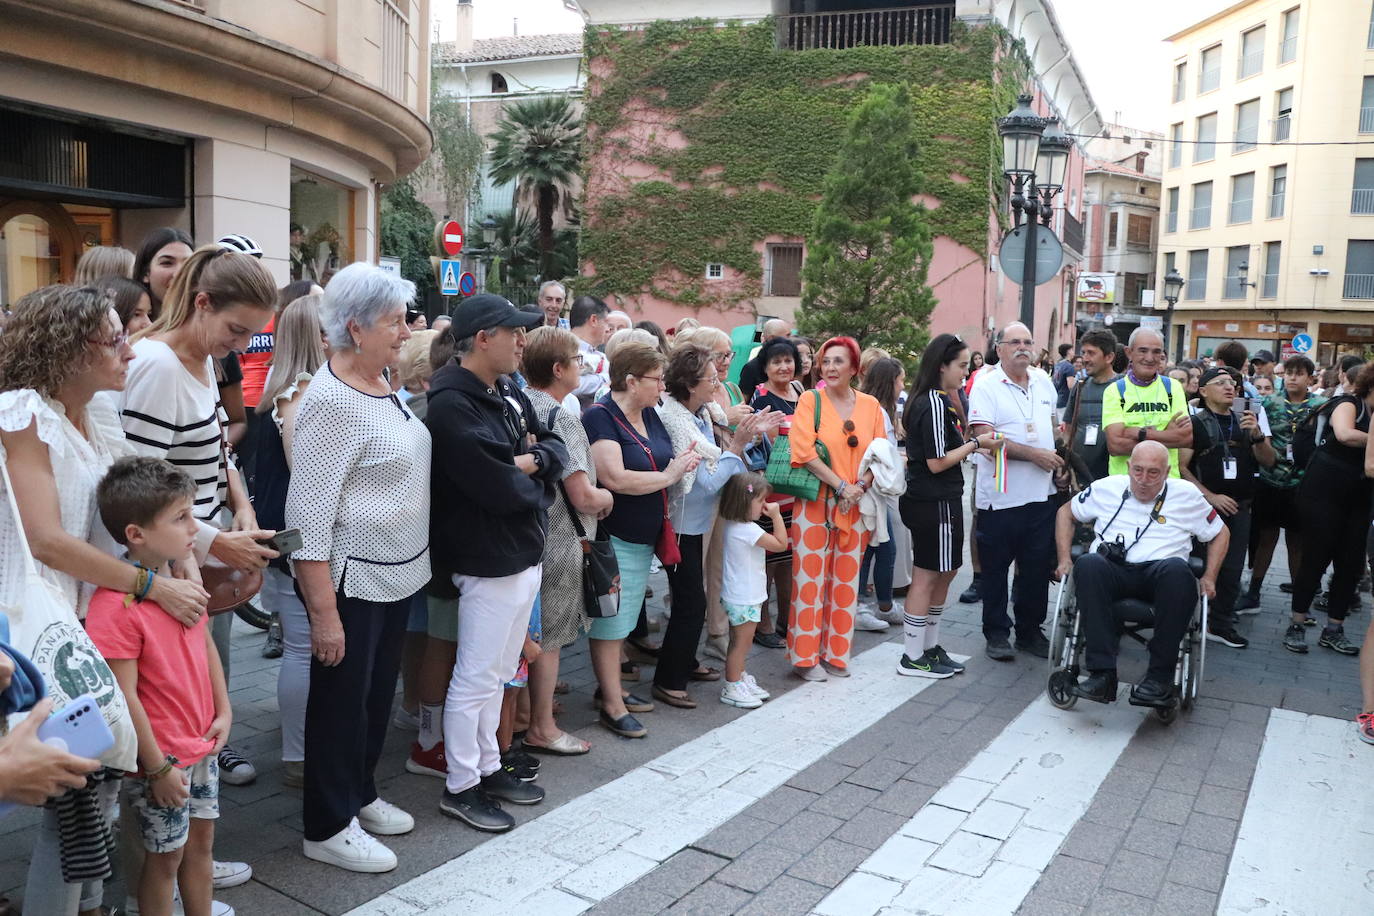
[
  {"xmin": 1160, "ymin": 0, "xmax": 1374, "ymax": 365},
  {"xmin": 0, "ymin": 0, "xmax": 431, "ymax": 303}
]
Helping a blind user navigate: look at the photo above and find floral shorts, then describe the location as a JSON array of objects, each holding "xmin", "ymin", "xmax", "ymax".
[
  {"xmin": 723, "ymin": 601, "xmax": 762, "ymax": 626},
  {"xmin": 124, "ymin": 755, "xmax": 219, "ymax": 853}
]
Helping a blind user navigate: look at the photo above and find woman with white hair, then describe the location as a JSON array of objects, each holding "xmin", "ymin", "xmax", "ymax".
[{"xmin": 286, "ymin": 263, "xmax": 432, "ymax": 873}]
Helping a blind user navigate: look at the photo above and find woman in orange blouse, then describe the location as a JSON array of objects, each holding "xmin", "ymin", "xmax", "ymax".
[{"xmin": 788, "ymin": 336, "xmax": 887, "ymax": 679}]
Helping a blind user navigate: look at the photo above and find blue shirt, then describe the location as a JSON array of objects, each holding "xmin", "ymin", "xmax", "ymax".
[{"xmin": 671, "ymin": 414, "xmax": 745, "ymax": 536}]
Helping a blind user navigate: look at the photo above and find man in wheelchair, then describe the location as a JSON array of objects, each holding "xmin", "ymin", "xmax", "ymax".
[{"xmin": 1053, "ymin": 441, "xmax": 1228, "ymax": 707}]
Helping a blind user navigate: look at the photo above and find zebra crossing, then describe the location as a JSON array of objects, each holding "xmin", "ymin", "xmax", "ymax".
[{"xmin": 346, "ymin": 639, "xmax": 1374, "ymax": 916}]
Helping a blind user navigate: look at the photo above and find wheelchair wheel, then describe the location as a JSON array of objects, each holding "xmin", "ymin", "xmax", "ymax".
[
  {"xmin": 1047, "ymin": 669, "xmax": 1078, "ymax": 710},
  {"xmin": 1048, "ymin": 577, "xmax": 1075, "ymax": 671}
]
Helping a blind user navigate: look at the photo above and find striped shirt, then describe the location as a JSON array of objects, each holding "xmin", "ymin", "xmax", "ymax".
[
  {"xmin": 120, "ymin": 339, "xmax": 229, "ymax": 522},
  {"xmin": 904, "ymin": 389, "xmax": 966, "ymax": 502}
]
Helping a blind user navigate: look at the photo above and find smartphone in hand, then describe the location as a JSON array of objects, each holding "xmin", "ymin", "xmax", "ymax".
[{"xmin": 260, "ymin": 528, "xmax": 303, "ymax": 555}]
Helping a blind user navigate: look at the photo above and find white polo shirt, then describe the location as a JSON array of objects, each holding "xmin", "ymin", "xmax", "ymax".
[
  {"xmin": 1070, "ymin": 475, "xmax": 1224, "ymax": 563},
  {"xmin": 969, "ymin": 364, "xmax": 1058, "ymax": 511}
]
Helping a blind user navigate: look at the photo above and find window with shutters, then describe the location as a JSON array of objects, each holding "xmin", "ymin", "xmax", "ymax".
[
  {"xmin": 1199, "ymin": 44, "xmax": 1221, "ymax": 93},
  {"xmin": 1280, "ymin": 8, "xmax": 1299, "ymax": 63},
  {"xmin": 1166, "ymin": 187, "xmax": 1179, "ymax": 233},
  {"xmin": 1273, "ymin": 87, "xmax": 1292, "ymax": 141},
  {"xmin": 1126, "ymin": 214, "xmax": 1152, "ymax": 249},
  {"xmin": 1262, "ymin": 242, "xmax": 1280, "ymax": 298},
  {"xmin": 1169, "ymin": 123, "xmax": 1184, "ymax": 168},
  {"xmin": 1107, "ymin": 212, "xmax": 1118, "ymax": 248},
  {"xmin": 1238, "ymin": 26, "xmax": 1264, "ymax": 79},
  {"xmin": 1186, "ymin": 249, "xmax": 1209, "ymax": 300},
  {"xmin": 1361, "ymin": 77, "xmax": 1374, "ymax": 134},
  {"xmin": 1234, "ymin": 99, "xmax": 1259, "ymax": 152},
  {"xmin": 1344, "ymin": 240, "xmax": 1374, "ymax": 299},
  {"xmin": 1173, "ymin": 61, "xmax": 1187, "ymax": 103},
  {"xmin": 1223, "ymin": 245, "xmax": 1249, "ymax": 299},
  {"xmin": 764, "ymin": 244, "xmax": 804, "ymax": 296},
  {"xmin": 1195, "ymin": 113, "xmax": 1217, "ymax": 162},
  {"xmin": 1352, "ymin": 159, "xmax": 1374, "ymax": 215},
  {"xmin": 1230, "ymin": 172, "xmax": 1255, "ymax": 224},
  {"xmin": 1191, "ymin": 181, "xmax": 1213, "ymax": 230},
  {"xmin": 1269, "ymin": 165, "xmax": 1287, "ymax": 219}
]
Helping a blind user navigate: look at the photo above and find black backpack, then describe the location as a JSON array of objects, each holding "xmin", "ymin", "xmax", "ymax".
[{"xmin": 1290, "ymin": 398, "xmax": 1359, "ymax": 470}]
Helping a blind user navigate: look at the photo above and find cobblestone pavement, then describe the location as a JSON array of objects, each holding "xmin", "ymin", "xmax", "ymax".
[{"xmin": 3, "ymin": 537, "xmax": 1369, "ymax": 915}]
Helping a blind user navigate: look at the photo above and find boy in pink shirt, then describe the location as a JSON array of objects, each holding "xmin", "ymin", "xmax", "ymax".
[{"xmin": 86, "ymin": 457, "xmax": 232, "ymax": 916}]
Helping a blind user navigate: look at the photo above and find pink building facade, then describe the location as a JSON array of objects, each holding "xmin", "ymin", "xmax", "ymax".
[{"xmin": 574, "ymin": 0, "xmax": 1102, "ymax": 353}]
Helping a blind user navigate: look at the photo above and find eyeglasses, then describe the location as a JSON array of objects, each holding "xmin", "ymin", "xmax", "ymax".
[
  {"xmin": 1002, "ymin": 338, "xmax": 1034, "ymax": 348},
  {"xmin": 697, "ymin": 376, "xmax": 720, "ymax": 387},
  {"xmin": 89, "ymin": 333, "xmax": 130, "ymax": 350},
  {"xmin": 633, "ymin": 374, "xmax": 666, "ymax": 387},
  {"xmin": 843, "ymin": 419, "xmax": 858, "ymax": 449},
  {"xmin": 566, "ymin": 353, "xmax": 585, "ymax": 366},
  {"xmin": 712, "ymin": 351, "xmax": 733, "ymax": 363}
]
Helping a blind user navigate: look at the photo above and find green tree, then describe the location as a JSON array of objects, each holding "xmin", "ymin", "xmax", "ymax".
[
  {"xmin": 797, "ymin": 83, "xmax": 937, "ymax": 363},
  {"xmin": 487, "ymin": 96, "xmax": 582, "ymax": 278},
  {"xmin": 418, "ymin": 59, "xmax": 486, "ymax": 219},
  {"xmin": 380, "ymin": 178, "xmax": 437, "ymax": 297}
]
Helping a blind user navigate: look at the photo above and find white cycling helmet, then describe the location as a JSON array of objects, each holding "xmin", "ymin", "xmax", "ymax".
[{"xmin": 216, "ymin": 234, "xmax": 263, "ymax": 258}]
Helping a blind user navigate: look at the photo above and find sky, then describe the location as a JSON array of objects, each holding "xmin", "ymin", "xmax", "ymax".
[{"xmin": 433, "ymin": 0, "xmax": 1238, "ymax": 132}]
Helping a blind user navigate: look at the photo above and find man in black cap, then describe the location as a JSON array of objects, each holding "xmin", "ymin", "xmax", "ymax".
[
  {"xmin": 425, "ymin": 293, "xmax": 567, "ymax": 832},
  {"xmin": 1178, "ymin": 367, "xmax": 1276, "ymax": 650}
]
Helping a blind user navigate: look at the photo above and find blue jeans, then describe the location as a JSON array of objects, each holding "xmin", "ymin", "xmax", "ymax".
[{"xmin": 859, "ymin": 509, "xmax": 896, "ymax": 606}]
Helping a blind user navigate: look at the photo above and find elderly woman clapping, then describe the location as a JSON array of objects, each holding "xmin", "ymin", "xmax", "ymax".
[{"xmin": 285, "ymin": 263, "xmax": 431, "ymax": 873}]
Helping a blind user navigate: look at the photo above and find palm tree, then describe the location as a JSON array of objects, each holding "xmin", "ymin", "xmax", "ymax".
[{"xmin": 487, "ymin": 96, "xmax": 582, "ymax": 278}]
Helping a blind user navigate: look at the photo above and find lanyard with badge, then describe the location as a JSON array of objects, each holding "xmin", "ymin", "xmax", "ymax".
[
  {"xmin": 1218, "ymin": 412, "xmax": 1239, "ymax": 481},
  {"xmin": 1005, "ymin": 377, "xmax": 1038, "ymax": 442}
]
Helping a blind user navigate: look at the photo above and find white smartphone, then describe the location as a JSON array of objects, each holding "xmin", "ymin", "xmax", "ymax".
[{"xmin": 0, "ymin": 694, "xmax": 113, "ymax": 817}]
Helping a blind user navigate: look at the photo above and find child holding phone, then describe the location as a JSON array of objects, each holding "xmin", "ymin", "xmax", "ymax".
[
  {"xmin": 716, "ymin": 472, "xmax": 789, "ymax": 709},
  {"xmin": 86, "ymin": 457, "xmax": 232, "ymax": 916}
]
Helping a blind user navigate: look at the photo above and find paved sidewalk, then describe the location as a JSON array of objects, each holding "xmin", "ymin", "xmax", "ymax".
[{"xmin": 1, "ymin": 535, "xmax": 1366, "ymax": 914}]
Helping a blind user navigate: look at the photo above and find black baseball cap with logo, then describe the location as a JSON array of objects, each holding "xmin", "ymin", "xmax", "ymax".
[{"xmin": 451, "ymin": 293, "xmax": 542, "ymax": 339}]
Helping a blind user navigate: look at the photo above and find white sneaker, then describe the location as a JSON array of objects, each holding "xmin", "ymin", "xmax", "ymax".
[
  {"xmin": 721, "ymin": 680, "xmax": 763, "ymax": 709},
  {"xmin": 303, "ymin": 818, "xmax": 398, "ymax": 873},
  {"xmin": 856, "ymin": 610, "xmax": 890, "ymax": 632},
  {"xmin": 211, "ymin": 859, "xmax": 252, "ymax": 889},
  {"xmin": 217, "ymin": 746, "xmax": 257, "ymax": 786},
  {"xmin": 358, "ymin": 797, "xmax": 415, "ymax": 835},
  {"xmin": 125, "ymin": 892, "xmax": 235, "ymax": 916},
  {"xmin": 742, "ymin": 672, "xmax": 770, "ymax": 700},
  {"xmin": 392, "ymin": 706, "xmax": 420, "ymax": 731},
  {"xmin": 875, "ymin": 605, "xmax": 902, "ymax": 625}
]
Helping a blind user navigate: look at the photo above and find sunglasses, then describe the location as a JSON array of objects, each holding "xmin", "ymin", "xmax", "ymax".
[{"xmin": 843, "ymin": 419, "xmax": 858, "ymax": 448}]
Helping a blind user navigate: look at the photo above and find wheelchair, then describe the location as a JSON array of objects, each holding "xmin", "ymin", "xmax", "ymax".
[{"xmin": 1046, "ymin": 544, "xmax": 1208, "ymax": 725}]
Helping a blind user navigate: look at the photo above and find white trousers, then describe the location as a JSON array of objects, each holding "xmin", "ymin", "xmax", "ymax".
[{"xmin": 442, "ymin": 564, "xmax": 541, "ymax": 794}]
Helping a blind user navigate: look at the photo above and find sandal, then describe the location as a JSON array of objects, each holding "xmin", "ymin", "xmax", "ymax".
[
  {"xmin": 690, "ymin": 666, "xmax": 721, "ymax": 682},
  {"xmin": 595, "ymin": 688, "xmax": 654, "ymax": 713},
  {"xmin": 753, "ymin": 631, "xmax": 786, "ymax": 649},
  {"xmin": 523, "ymin": 732, "xmax": 591, "ymax": 755},
  {"xmin": 554, "ymin": 681, "xmax": 571, "ymax": 695},
  {"xmin": 620, "ymin": 661, "xmax": 640, "ymax": 682},
  {"xmin": 599, "ymin": 709, "xmax": 647, "ymax": 738},
  {"xmin": 651, "ymin": 685, "xmax": 698, "ymax": 709}
]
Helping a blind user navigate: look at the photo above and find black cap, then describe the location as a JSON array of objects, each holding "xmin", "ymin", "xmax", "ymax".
[
  {"xmin": 452, "ymin": 293, "xmax": 542, "ymax": 339},
  {"xmin": 1251, "ymin": 349, "xmax": 1276, "ymax": 364}
]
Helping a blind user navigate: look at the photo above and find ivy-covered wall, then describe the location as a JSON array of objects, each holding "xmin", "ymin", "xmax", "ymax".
[{"xmin": 579, "ymin": 17, "xmax": 1029, "ymax": 310}]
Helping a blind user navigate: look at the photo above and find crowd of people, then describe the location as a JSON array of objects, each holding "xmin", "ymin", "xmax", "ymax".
[{"xmin": 2, "ymin": 232, "xmax": 1374, "ymax": 914}]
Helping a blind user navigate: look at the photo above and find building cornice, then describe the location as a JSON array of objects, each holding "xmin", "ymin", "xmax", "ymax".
[{"xmin": 0, "ymin": 0, "xmax": 433, "ymax": 179}]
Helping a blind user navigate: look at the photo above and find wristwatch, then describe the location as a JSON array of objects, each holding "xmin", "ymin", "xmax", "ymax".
[
  {"xmin": 1137, "ymin": 427, "xmax": 1149, "ymax": 443},
  {"xmin": 531, "ymin": 450, "xmax": 545, "ymax": 473}
]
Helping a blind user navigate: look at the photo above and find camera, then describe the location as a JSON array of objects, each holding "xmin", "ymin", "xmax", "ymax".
[{"xmin": 1097, "ymin": 538, "xmax": 1128, "ymax": 564}]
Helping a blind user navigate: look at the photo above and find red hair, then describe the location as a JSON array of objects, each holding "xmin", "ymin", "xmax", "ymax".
[{"xmin": 819, "ymin": 336, "xmax": 861, "ymax": 374}]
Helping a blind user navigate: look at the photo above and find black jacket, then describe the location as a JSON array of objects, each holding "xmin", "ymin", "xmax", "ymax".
[{"xmin": 426, "ymin": 362, "xmax": 567, "ymax": 582}]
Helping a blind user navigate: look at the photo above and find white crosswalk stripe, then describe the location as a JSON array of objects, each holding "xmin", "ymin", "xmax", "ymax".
[
  {"xmin": 1219, "ymin": 708, "xmax": 1374, "ymax": 916},
  {"xmin": 346, "ymin": 642, "xmax": 944, "ymax": 915},
  {"xmin": 815, "ymin": 689, "xmax": 1145, "ymax": 916}
]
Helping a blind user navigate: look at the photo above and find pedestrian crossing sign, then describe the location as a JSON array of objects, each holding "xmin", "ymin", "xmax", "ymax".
[{"xmin": 439, "ymin": 259, "xmax": 461, "ymax": 296}]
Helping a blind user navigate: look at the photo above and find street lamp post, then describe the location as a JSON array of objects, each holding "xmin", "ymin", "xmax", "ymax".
[
  {"xmin": 475, "ymin": 213, "xmax": 499, "ymax": 292},
  {"xmin": 998, "ymin": 94, "xmax": 1070, "ymax": 334},
  {"xmin": 1161, "ymin": 267, "xmax": 1184, "ymax": 360}
]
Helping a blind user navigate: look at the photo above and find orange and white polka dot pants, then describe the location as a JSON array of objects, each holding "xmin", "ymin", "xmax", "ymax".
[{"xmin": 788, "ymin": 496, "xmax": 869, "ymax": 670}]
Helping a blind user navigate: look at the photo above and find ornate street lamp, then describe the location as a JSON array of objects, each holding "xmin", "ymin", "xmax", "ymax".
[
  {"xmin": 998, "ymin": 94, "xmax": 1070, "ymax": 331},
  {"xmin": 1162, "ymin": 268, "xmax": 1184, "ymax": 360}
]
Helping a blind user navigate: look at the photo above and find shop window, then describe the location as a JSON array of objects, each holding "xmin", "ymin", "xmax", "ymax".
[
  {"xmin": 290, "ymin": 168, "xmax": 354, "ymax": 283},
  {"xmin": 0, "ymin": 202, "xmax": 80, "ymax": 309}
]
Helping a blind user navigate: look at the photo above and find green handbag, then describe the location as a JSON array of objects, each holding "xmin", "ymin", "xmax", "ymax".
[{"xmin": 765, "ymin": 391, "xmax": 831, "ymax": 500}]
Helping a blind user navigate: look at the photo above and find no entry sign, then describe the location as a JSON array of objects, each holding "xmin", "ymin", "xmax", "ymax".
[{"xmin": 435, "ymin": 219, "xmax": 464, "ymax": 257}]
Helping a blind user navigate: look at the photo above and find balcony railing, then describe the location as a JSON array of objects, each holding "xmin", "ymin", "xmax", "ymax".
[
  {"xmin": 1280, "ymin": 35, "xmax": 1297, "ymax": 62},
  {"xmin": 1268, "ymin": 191, "xmax": 1285, "ymax": 219},
  {"xmin": 1223, "ymin": 275, "xmax": 1247, "ymax": 299},
  {"xmin": 1353, "ymin": 188, "xmax": 1374, "ymax": 214},
  {"xmin": 1238, "ymin": 50, "xmax": 1263, "ymax": 79},
  {"xmin": 1189, "ymin": 207, "xmax": 1211, "ymax": 230},
  {"xmin": 1185, "ymin": 276, "xmax": 1207, "ymax": 300},
  {"xmin": 1360, "ymin": 107, "xmax": 1374, "ymax": 134},
  {"xmin": 1344, "ymin": 274, "xmax": 1374, "ymax": 299},
  {"xmin": 1229, "ymin": 199, "xmax": 1253, "ymax": 223},
  {"xmin": 1166, "ymin": 211, "xmax": 1178, "ymax": 233},
  {"xmin": 777, "ymin": 5, "xmax": 954, "ymax": 51},
  {"xmin": 1262, "ymin": 273, "xmax": 1278, "ymax": 298},
  {"xmin": 1272, "ymin": 115, "xmax": 1290, "ymax": 142},
  {"xmin": 1199, "ymin": 67, "xmax": 1220, "ymax": 93}
]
